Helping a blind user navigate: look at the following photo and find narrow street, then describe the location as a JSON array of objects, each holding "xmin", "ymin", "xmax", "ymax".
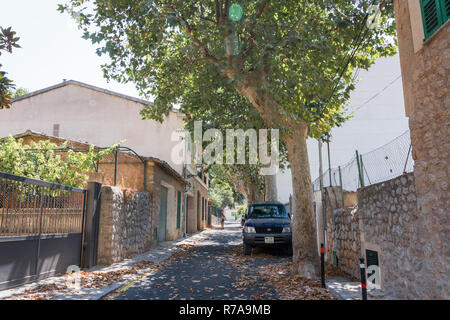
[
  {"xmin": 102, "ymin": 223, "xmax": 335, "ymax": 300},
  {"xmin": 110, "ymin": 223, "xmax": 286, "ymax": 300}
]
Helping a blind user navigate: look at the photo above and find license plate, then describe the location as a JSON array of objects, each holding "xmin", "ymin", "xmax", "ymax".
[{"xmin": 265, "ymin": 237, "xmax": 274, "ymax": 244}]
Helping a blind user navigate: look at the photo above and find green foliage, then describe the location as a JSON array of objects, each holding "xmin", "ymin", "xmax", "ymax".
[
  {"xmin": 60, "ymin": 0, "xmax": 397, "ymax": 138},
  {"xmin": 7, "ymin": 87, "xmax": 29, "ymax": 99},
  {"xmin": 235, "ymin": 204, "xmax": 247, "ymax": 220},
  {"xmin": 0, "ymin": 135, "xmax": 117, "ymax": 187},
  {"xmin": 0, "ymin": 26, "xmax": 21, "ymax": 110},
  {"xmin": 208, "ymin": 177, "xmax": 235, "ymax": 210}
]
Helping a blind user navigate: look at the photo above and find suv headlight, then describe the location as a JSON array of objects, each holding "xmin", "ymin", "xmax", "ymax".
[
  {"xmin": 244, "ymin": 226, "xmax": 256, "ymax": 233},
  {"xmin": 282, "ymin": 226, "xmax": 291, "ymax": 233}
]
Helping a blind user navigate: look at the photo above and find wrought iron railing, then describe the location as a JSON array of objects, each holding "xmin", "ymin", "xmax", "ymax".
[{"xmin": 0, "ymin": 171, "xmax": 85, "ymax": 236}]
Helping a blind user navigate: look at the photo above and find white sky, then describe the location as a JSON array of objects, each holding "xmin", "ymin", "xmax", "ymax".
[{"xmin": 0, "ymin": 0, "xmax": 141, "ymax": 97}]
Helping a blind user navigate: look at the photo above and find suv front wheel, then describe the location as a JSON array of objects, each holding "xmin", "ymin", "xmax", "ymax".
[{"xmin": 243, "ymin": 242, "xmax": 252, "ymax": 255}]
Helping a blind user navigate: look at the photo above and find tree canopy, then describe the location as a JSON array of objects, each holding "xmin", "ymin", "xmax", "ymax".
[
  {"xmin": 59, "ymin": 0, "xmax": 396, "ymax": 136},
  {"xmin": 0, "ymin": 135, "xmax": 117, "ymax": 188}
]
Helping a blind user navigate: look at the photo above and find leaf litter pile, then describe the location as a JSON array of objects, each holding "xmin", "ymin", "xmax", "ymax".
[
  {"xmin": 226, "ymin": 245, "xmax": 336, "ymax": 300},
  {"xmin": 5, "ymin": 242, "xmax": 198, "ymax": 300}
]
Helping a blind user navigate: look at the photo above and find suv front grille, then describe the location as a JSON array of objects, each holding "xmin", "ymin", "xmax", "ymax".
[{"xmin": 255, "ymin": 227, "xmax": 283, "ymax": 234}]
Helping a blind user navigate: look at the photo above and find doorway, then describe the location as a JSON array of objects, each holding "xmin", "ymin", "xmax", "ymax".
[{"xmin": 159, "ymin": 186, "xmax": 168, "ymax": 242}]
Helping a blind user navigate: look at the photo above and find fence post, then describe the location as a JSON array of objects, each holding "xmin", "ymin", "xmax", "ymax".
[
  {"xmin": 81, "ymin": 181, "xmax": 102, "ymax": 269},
  {"xmin": 359, "ymin": 257, "xmax": 368, "ymax": 300},
  {"xmin": 114, "ymin": 148, "xmax": 118, "ymax": 186},
  {"xmin": 338, "ymin": 166, "xmax": 345, "ymax": 207},
  {"xmin": 403, "ymin": 143, "xmax": 412, "ymax": 174},
  {"xmin": 355, "ymin": 150, "xmax": 363, "ymax": 188},
  {"xmin": 359, "ymin": 154, "xmax": 365, "ymax": 187},
  {"xmin": 327, "ymin": 140, "xmax": 332, "ymax": 186},
  {"xmin": 320, "ymin": 243, "xmax": 326, "ymax": 288}
]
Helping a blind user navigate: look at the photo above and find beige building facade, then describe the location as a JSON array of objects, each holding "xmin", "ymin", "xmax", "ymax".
[{"xmin": 0, "ymin": 80, "xmax": 210, "ymax": 239}]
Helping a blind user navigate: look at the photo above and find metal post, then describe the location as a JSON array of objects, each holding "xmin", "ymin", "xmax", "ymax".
[
  {"xmin": 360, "ymin": 257, "xmax": 368, "ymax": 300},
  {"xmin": 403, "ymin": 143, "xmax": 412, "ymax": 174},
  {"xmin": 114, "ymin": 148, "xmax": 118, "ymax": 186},
  {"xmin": 318, "ymin": 140, "xmax": 327, "ymax": 252},
  {"xmin": 81, "ymin": 182, "xmax": 102, "ymax": 268},
  {"xmin": 320, "ymin": 243, "xmax": 326, "ymax": 288},
  {"xmin": 34, "ymin": 186, "xmax": 46, "ymax": 276},
  {"xmin": 359, "ymin": 154, "xmax": 365, "ymax": 187},
  {"xmin": 355, "ymin": 150, "xmax": 362, "ymax": 188},
  {"xmin": 327, "ymin": 140, "xmax": 332, "ymax": 187},
  {"xmin": 338, "ymin": 166, "xmax": 345, "ymax": 207}
]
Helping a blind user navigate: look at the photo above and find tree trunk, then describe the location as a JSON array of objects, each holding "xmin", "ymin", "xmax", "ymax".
[
  {"xmin": 264, "ymin": 173, "xmax": 278, "ymax": 202},
  {"xmin": 283, "ymin": 127, "xmax": 319, "ymax": 279},
  {"xmin": 235, "ymin": 83, "xmax": 319, "ymax": 278}
]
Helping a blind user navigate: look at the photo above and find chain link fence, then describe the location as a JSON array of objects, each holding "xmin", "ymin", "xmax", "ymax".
[{"xmin": 312, "ymin": 130, "xmax": 413, "ymax": 192}]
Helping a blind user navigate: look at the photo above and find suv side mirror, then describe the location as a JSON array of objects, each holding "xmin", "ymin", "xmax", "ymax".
[{"xmin": 244, "ymin": 214, "xmax": 248, "ymax": 219}]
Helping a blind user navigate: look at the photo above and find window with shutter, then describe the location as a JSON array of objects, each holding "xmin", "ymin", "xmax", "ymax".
[{"xmin": 421, "ymin": 0, "xmax": 449, "ymax": 40}]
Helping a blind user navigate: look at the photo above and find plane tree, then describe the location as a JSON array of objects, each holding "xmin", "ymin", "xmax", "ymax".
[{"xmin": 60, "ymin": 0, "xmax": 397, "ymax": 277}]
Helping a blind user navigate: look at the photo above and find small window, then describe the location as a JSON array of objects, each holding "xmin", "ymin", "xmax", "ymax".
[{"xmin": 421, "ymin": 0, "xmax": 449, "ymax": 40}]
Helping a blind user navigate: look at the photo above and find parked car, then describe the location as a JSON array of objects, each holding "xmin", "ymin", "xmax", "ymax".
[{"xmin": 242, "ymin": 202, "xmax": 292, "ymax": 256}]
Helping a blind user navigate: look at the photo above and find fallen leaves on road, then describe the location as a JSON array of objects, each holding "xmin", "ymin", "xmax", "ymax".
[
  {"xmin": 227, "ymin": 245, "xmax": 336, "ymax": 300},
  {"xmin": 257, "ymin": 261, "xmax": 336, "ymax": 300}
]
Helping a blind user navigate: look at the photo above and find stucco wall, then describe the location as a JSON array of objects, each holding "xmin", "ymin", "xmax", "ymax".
[
  {"xmin": 393, "ymin": 0, "xmax": 449, "ymax": 300},
  {"xmin": 1, "ymin": 83, "xmax": 185, "ymax": 175}
]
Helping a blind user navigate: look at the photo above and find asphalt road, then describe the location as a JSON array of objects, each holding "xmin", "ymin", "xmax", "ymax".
[{"xmin": 113, "ymin": 223, "xmax": 291, "ymax": 300}]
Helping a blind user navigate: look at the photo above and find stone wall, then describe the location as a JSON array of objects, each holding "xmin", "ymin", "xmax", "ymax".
[
  {"xmin": 97, "ymin": 186, "xmax": 153, "ymax": 265},
  {"xmin": 328, "ymin": 206, "xmax": 361, "ymax": 279},
  {"xmin": 359, "ymin": 173, "xmax": 423, "ymax": 299},
  {"xmin": 393, "ymin": 0, "xmax": 449, "ymax": 300}
]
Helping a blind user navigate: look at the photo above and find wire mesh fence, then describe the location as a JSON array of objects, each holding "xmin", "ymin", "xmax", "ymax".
[{"xmin": 312, "ymin": 130, "xmax": 413, "ymax": 192}]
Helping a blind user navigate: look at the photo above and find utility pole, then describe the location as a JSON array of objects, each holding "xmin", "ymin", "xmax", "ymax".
[{"xmin": 318, "ymin": 139, "xmax": 327, "ymax": 256}]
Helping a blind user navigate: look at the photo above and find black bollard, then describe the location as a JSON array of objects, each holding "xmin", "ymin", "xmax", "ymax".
[
  {"xmin": 359, "ymin": 257, "xmax": 367, "ymax": 300},
  {"xmin": 320, "ymin": 243, "xmax": 326, "ymax": 288}
]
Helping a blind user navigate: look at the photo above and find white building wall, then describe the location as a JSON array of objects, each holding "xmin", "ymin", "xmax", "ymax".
[
  {"xmin": 0, "ymin": 82, "xmax": 185, "ymax": 174},
  {"xmin": 277, "ymin": 55, "xmax": 409, "ymax": 204}
]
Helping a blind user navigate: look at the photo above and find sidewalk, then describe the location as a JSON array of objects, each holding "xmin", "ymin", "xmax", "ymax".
[
  {"xmin": 0, "ymin": 228, "xmax": 215, "ymax": 300},
  {"xmin": 326, "ymin": 277, "xmax": 396, "ymax": 300}
]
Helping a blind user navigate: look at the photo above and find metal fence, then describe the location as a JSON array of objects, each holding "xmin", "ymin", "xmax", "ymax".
[
  {"xmin": 313, "ymin": 130, "xmax": 413, "ymax": 192},
  {"xmin": 0, "ymin": 172, "xmax": 85, "ymax": 236},
  {"xmin": 0, "ymin": 171, "xmax": 87, "ymax": 289}
]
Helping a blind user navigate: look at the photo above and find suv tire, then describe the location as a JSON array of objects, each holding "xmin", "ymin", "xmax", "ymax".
[{"xmin": 286, "ymin": 243, "xmax": 293, "ymax": 256}]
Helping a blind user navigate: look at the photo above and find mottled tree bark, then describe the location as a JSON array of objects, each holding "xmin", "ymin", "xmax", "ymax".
[
  {"xmin": 264, "ymin": 173, "xmax": 278, "ymax": 202},
  {"xmin": 283, "ymin": 127, "xmax": 319, "ymax": 279},
  {"xmin": 235, "ymin": 83, "xmax": 319, "ymax": 279}
]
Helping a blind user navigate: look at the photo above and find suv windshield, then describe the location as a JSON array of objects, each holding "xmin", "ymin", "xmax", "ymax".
[{"xmin": 248, "ymin": 204, "xmax": 288, "ymax": 219}]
